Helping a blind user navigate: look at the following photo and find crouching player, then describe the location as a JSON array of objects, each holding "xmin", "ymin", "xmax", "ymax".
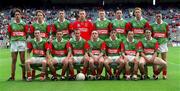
[
  {"xmin": 68, "ymin": 29, "xmax": 90, "ymax": 79},
  {"xmin": 121, "ymin": 31, "xmax": 141, "ymax": 80},
  {"xmin": 48, "ymin": 31, "xmax": 71, "ymax": 80},
  {"xmin": 139, "ymin": 29, "xmax": 167, "ymax": 80},
  {"xmin": 25, "ymin": 30, "xmax": 49, "ymax": 81},
  {"xmin": 88, "ymin": 31, "xmax": 106, "ymax": 80},
  {"xmin": 104, "ymin": 30, "xmax": 124, "ymax": 80}
]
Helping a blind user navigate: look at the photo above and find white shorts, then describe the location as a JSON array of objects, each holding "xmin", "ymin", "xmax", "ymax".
[
  {"xmin": 145, "ymin": 55, "xmax": 153, "ymax": 60},
  {"xmin": 159, "ymin": 43, "xmax": 168, "ymax": 53},
  {"xmin": 10, "ymin": 41, "xmax": 26, "ymax": 52},
  {"xmin": 53, "ymin": 57, "xmax": 66, "ymax": 64},
  {"xmin": 27, "ymin": 57, "xmax": 46, "ymax": 64},
  {"xmin": 108, "ymin": 56, "xmax": 119, "ymax": 63},
  {"xmin": 126, "ymin": 55, "xmax": 135, "ymax": 62},
  {"xmin": 73, "ymin": 56, "xmax": 84, "ymax": 64}
]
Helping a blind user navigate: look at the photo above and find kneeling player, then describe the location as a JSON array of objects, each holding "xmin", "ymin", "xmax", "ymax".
[
  {"xmin": 88, "ymin": 31, "xmax": 106, "ymax": 79},
  {"xmin": 68, "ymin": 30, "xmax": 90, "ymax": 79},
  {"xmin": 121, "ymin": 31, "xmax": 141, "ymax": 80},
  {"xmin": 104, "ymin": 30, "xmax": 124, "ymax": 80},
  {"xmin": 139, "ymin": 30, "xmax": 167, "ymax": 80},
  {"xmin": 25, "ymin": 30, "xmax": 49, "ymax": 81},
  {"xmin": 48, "ymin": 31, "xmax": 71, "ymax": 80}
]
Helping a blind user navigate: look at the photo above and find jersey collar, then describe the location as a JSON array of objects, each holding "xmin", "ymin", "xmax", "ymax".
[
  {"xmin": 145, "ymin": 37, "xmax": 152, "ymax": 41},
  {"xmin": 34, "ymin": 37, "xmax": 42, "ymax": 42},
  {"xmin": 135, "ymin": 17, "xmax": 143, "ymax": 21},
  {"xmin": 155, "ymin": 20, "xmax": 163, "ymax": 25},
  {"xmin": 58, "ymin": 18, "xmax": 66, "ymax": 23},
  {"xmin": 115, "ymin": 18, "xmax": 123, "ymax": 21},
  {"xmin": 13, "ymin": 19, "xmax": 23, "ymax": 24},
  {"xmin": 97, "ymin": 18, "xmax": 107, "ymax": 21},
  {"xmin": 127, "ymin": 38, "xmax": 134, "ymax": 43},
  {"xmin": 56, "ymin": 38, "xmax": 64, "ymax": 42},
  {"xmin": 110, "ymin": 36, "xmax": 117, "ymax": 41}
]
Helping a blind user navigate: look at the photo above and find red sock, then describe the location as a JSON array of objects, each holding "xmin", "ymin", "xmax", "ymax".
[
  {"xmin": 108, "ymin": 69, "xmax": 112, "ymax": 76},
  {"xmin": 82, "ymin": 67, "xmax": 87, "ymax": 75},
  {"xmin": 27, "ymin": 71, "xmax": 31, "ymax": 77},
  {"xmin": 92, "ymin": 70, "xmax": 96, "ymax": 76},
  {"xmin": 70, "ymin": 69, "xmax": 74, "ymax": 77},
  {"xmin": 162, "ymin": 68, "xmax": 167, "ymax": 75},
  {"xmin": 61, "ymin": 69, "xmax": 66, "ymax": 76},
  {"xmin": 97, "ymin": 68, "xmax": 103, "ymax": 75},
  {"xmin": 126, "ymin": 70, "xmax": 130, "ymax": 75},
  {"xmin": 40, "ymin": 72, "xmax": 45, "ymax": 78},
  {"xmin": 32, "ymin": 70, "xmax": 36, "ymax": 78}
]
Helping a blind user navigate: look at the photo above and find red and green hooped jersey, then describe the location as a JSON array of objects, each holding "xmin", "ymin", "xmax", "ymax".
[
  {"xmin": 88, "ymin": 38, "xmax": 106, "ymax": 55},
  {"xmin": 70, "ymin": 20, "xmax": 94, "ymax": 41},
  {"xmin": 121, "ymin": 39, "xmax": 142, "ymax": 56},
  {"xmin": 150, "ymin": 22, "xmax": 169, "ymax": 44},
  {"xmin": 140, "ymin": 38, "xmax": 159, "ymax": 55},
  {"xmin": 49, "ymin": 39, "xmax": 71, "ymax": 57},
  {"xmin": 69, "ymin": 37, "xmax": 89, "ymax": 56},
  {"xmin": 94, "ymin": 19, "xmax": 112, "ymax": 40},
  {"xmin": 7, "ymin": 20, "xmax": 28, "ymax": 41},
  {"xmin": 104, "ymin": 37, "xmax": 122, "ymax": 56},
  {"xmin": 52, "ymin": 20, "xmax": 71, "ymax": 40},
  {"xmin": 29, "ymin": 22, "xmax": 51, "ymax": 39},
  {"xmin": 127, "ymin": 18, "xmax": 151, "ymax": 39},
  {"xmin": 27, "ymin": 38, "xmax": 49, "ymax": 57},
  {"xmin": 111, "ymin": 19, "xmax": 129, "ymax": 40}
]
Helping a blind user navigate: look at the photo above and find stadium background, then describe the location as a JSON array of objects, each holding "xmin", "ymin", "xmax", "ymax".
[{"xmin": 0, "ymin": 0, "xmax": 180, "ymax": 91}]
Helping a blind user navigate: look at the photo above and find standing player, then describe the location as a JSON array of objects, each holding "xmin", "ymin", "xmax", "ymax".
[
  {"xmin": 127, "ymin": 7, "xmax": 151, "ymax": 40},
  {"xmin": 68, "ymin": 29, "xmax": 90, "ymax": 79},
  {"xmin": 104, "ymin": 30, "xmax": 124, "ymax": 80},
  {"xmin": 151, "ymin": 12, "xmax": 169, "ymax": 79},
  {"xmin": 52, "ymin": 10, "xmax": 71, "ymax": 40},
  {"xmin": 94, "ymin": 9, "xmax": 112, "ymax": 40},
  {"xmin": 111, "ymin": 9, "xmax": 129, "ymax": 40},
  {"xmin": 88, "ymin": 31, "xmax": 106, "ymax": 79},
  {"xmin": 121, "ymin": 31, "xmax": 142, "ymax": 80},
  {"xmin": 48, "ymin": 31, "xmax": 71, "ymax": 80},
  {"xmin": 70, "ymin": 9, "xmax": 94, "ymax": 40},
  {"xmin": 139, "ymin": 29, "xmax": 167, "ymax": 80},
  {"xmin": 7, "ymin": 8, "xmax": 28, "ymax": 80},
  {"xmin": 29, "ymin": 10, "xmax": 51, "ymax": 40},
  {"xmin": 25, "ymin": 30, "xmax": 49, "ymax": 81}
]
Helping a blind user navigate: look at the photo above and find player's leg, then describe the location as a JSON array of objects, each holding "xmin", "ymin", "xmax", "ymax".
[
  {"xmin": 61, "ymin": 58, "xmax": 69, "ymax": 80},
  {"xmin": 8, "ymin": 52, "xmax": 18, "ymax": 81},
  {"xmin": 104, "ymin": 57, "xmax": 113, "ymax": 79},
  {"xmin": 25, "ymin": 58, "xmax": 34, "ymax": 81},
  {"xmin": 82, "ymin": 56, "xmax": 90, "ymax": 75},
  {"xmin": 97, "ymin": 57, "xmax": 104, "ymax": 79},
  {"xmin": 161, "ymin": 52, "xmax": 167, "ymax": 79},
  {"xmin": 47, "ymin": 59, "xmax": 57, "ymax": 80},
  {"xmin": 115, "ymin": 57, "xmax": 124, "ymax": 79},
  {"xmin": 132, "ymin": 57, "xmax": 139, "ymax": 80},
  {"xmin": 40, "ymin": 58, "xmax": 47, "ymax": 81},
  {"xmin": 68, "ymin": 57, "xmax": 75, "ymax": 79},
  {"xmin": 19, "ymin": 51, "xmax": 26, "ymax": 80},
  {"xmin": 124, "ymin": 56, "xmax": 131, "ymax": 80},
  {"xmin": 139, "ymin": 57, "xmax": 146, "ymax": 80},
  {"xmin": 89, "ymin": 57, "xmax": 96, "ymax": 76}
]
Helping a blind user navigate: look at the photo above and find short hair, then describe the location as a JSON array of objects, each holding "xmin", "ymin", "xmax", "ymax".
[
  {"xmin": 134, "ymin": 7, "xmax": 142, "ymax": 12},
  {"xmin": 36, "ymin": 10, "xmax": 45, "ymax": 17},
  {"xmin": 11, "ymin": 8, "xmax": 22, "ymax": 17},
  {"xmin": 98, "ymin": 9, "xmax": 105, "ymax": 12},
  {"xmin": 59, "ymin": 9, "xmax": 65, "ymax": 13},
  {"xmin": 78, "ymin": 9, "xmax": 86, "ymax": 13},
  {"xmin": 116, "ymin": 9, "xmax": 122, "ymax": 12}
]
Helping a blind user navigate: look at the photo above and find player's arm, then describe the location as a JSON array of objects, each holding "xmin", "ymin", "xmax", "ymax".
[
  {"xmin": 66, "ymin": 41, "xmax": 72, "ymax": 58},
  {"xmin": 45, "ymin": 42, "xmax": 51, "ymax": 61},
  {"xmin": 27, "ymin": 41, "xmax": 33, "ymax": 60},
  {"xmin": 84, "ymin": 41, "xmax": 90, "ymax": 59},
  {"xmin": 150, "ymin": 42, "xmax": 159, "ymax": 61}
]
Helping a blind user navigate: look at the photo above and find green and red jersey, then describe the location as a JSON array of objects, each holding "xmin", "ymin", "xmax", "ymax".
[
  {"xmin": 7, "ymin": 20, "xmax": 28, "ymax": 41},
  {"xmin": 140, "ymin": 38, "xmax": 159, "ymax": 55},
  {"xmin": 52, "ymin": 19, "xmax": 71, "ymax": 40},
  {"xmin": 87, "ymin": 38, "xmax": 106, "ymax": 55},
  {"xmin": 111, "ymin": 19, "xmax": 129, "ymax": 40},
  {"xmin": 104, "ymin": 37, "xmax": 122, "ymax": 56},
  {"xmin": 69, "ymin": 37, "xmax": 90, "ymax": 56},
  {"xmin": 27, "ymin": 38, "xmax": 49, "ymax": 57},
  {"xmin": 70, "ymin": 20, "xmax": 94, "ymax": 41},
  {"xmin": 150, "ymin": 21, "xmax": 169, "ymax": 44},
  {"xmin": 29, "ymin": 22, "xmax": 51, "ymax": 39},
  {"xmin": 121, "ymin": 39, "xmax": 142, "ymax": 56},
  {"xmin": 94, "ymin": 18, "xmax": 112, "ymax": 40},
  {"xmin": 127, "ymin": 18, "xmax": 151, "ymax": 39},
  {"xmin": 49, "ymin": 39, "xmax": 71, "ymax": 57}
]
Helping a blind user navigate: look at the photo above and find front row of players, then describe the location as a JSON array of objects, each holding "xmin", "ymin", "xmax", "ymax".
[{"xmin": 25, "ymin": 29, "xmax": 167, "ymax": 81}]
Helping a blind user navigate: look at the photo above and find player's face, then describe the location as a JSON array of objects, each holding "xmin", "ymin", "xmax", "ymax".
[
  {"xmin": 127, "ymin": 31, "xmax": 134, "ymax": 39},
  {"xmin": 75, "ymin": 30, "xmax": 81, "ymax": 38},
  {"xmin": 56, "ymin": 32, "xmax": 63, "ymax": 39},
  {"xmin": 98, "ymin": 11, "xmax": 105, "ymax": 19},
  {"xmin": 14, "ymin": 12, "xmax": 21, "ymax": 20},
  {"xmin": 79, "ymin": 11, "xmax": 86, "ymax": 19},
  {"xmin": 145, "ymin": 30, "xmax": 152, "ymax": 39},
  {"xmin": 36, "ymin": 12, "xmax": 44, "ymax": 21},
  {"xmin": 110, "ymin": 31, "xmax": 117, "ymax": 39},
  {"xmin": 116, "ymin": 10, "xmax": 123, "ymax": 19},
  {"xmin": 59, "ymin": 11, "xmax": 65, "ymax": 19},
  {"xmin": 156, "ymin": 14, "xmax": 162, "ymax": 21},
  {"xmin": 34, "ymin": 31, "xmax": 40, "ymax": 38},
  {"xmin": 134, "ymin": 10, "xmax": 142, "ymax": 18},
  {"xmin": 92, "ymin": 31, "xmax": 98, "ymax": 39}
]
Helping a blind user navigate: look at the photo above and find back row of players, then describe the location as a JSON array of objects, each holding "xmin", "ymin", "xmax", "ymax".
[{"xmin": 7, "ymin": 7, "xmax": 169, "ymax": 81}]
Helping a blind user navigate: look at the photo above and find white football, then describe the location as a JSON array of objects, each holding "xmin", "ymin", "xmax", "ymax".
[{"xmin": 76, "ymin": 73, "xmax": 85, "ymax": 80}]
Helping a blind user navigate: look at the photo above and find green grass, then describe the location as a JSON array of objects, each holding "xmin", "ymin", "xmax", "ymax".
[{"xmin": 0, "ymin": 47, "xmax": 180, "ymax": 91}]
